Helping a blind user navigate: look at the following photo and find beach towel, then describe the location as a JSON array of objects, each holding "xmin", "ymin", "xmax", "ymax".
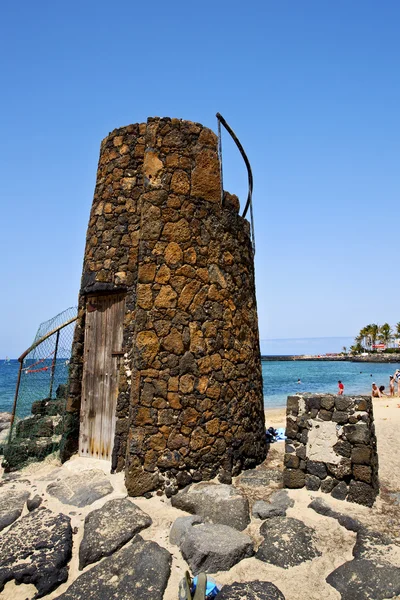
[
  {"xmin": 266, "ymin": 426, "xmax": 286, "ymax": 443},
  {"xmin": 192, "ymin": 576, "xmax": 220, "ymax": 598}
]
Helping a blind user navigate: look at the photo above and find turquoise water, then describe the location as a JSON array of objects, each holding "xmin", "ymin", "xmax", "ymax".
[
  {"xmin": 0, "ymin": 359, "xmax": 70, "ymax": 415},
  {"xmin": 262, "ymin": 360, "xmax": 400, "ymax": 408},
  {"xmin": 1, "ymin": 358, "xmax": 400, "ymax": 414}
]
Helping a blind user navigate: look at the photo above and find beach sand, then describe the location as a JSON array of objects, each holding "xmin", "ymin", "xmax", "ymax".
[{"xmin": 1, "ymin": 397, "xmax": 400, "ymax": 600}]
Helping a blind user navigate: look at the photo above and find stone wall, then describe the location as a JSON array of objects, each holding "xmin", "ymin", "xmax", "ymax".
[
  {"xmin": 283, "ymin": 393, "xmax": 379, "ymax": 507},
  {"xmin": 61, "ymin": 117, "xmax": 267, "ymax": 496}
]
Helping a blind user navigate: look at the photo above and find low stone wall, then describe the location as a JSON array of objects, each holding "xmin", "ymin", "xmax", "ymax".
[{"xmin": 283, "ymin": 393, "xmax": 379, "ymax": 507}]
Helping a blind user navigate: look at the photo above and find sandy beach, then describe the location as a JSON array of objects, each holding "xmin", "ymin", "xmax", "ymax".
[{"xmin": 1, "ymin": 397, "xmax": 400, "ymax": 600}]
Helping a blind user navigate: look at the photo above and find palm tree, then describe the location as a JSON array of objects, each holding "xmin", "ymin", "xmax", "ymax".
[
  {"xmin": 369, "ymin": 324, "xmax": 379, "ymax": 348},
  {"xmin": 361, "ymin": 325, "xmax": 373, "ymax": 350},
  {"xmin": 342, "ymin": 346, "xmax": 347, "ymax": 354},
  {"xmin": 395, "ymin": 322, "xmax": 400, "ymax": 348},
  {"xmin": 378, "ymin": 323, "xmax": 392, "ymax": 348},
  {"xmin": 356, "ymin": 326, "xmax": 368, "ymax": 350}
]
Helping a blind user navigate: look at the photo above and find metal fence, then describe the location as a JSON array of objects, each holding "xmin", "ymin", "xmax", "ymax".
[{"xmin": 2, "ymin": 307, "xmax": 77, "ymax": 471}]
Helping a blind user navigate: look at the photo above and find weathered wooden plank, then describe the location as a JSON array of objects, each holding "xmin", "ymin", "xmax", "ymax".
[
  {"xmin": 99, "ymin": 294, "xmax": 111, "ymax": 459},
  {"xmin": 79, "ymin": 294, "xmax": 125, "ymax": 461},
  {"xmin": 107, "ymin": 294, "xmax": 125, "ymax": 460},
  {"xmin": 80, "ymin": 296, "xmax": 99, "ymax": 456}
]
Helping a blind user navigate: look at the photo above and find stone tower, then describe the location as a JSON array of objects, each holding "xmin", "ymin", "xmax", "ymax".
[{"xmin": 61, "ymin": 117, "xmax": 267, "ymax": 496}]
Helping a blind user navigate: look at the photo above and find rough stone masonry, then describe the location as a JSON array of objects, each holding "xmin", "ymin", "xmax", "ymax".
[
  {"xmin": 61, "ymin": 117, "xmax": 267, "ymax": 496},
  {"xmin": 283, "ymin": 393, "xmax": 379, "ymax": 506}
]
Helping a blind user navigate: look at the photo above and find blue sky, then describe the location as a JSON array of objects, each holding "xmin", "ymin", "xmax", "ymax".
[{"xmin": 1, "ymin": 1, "xmax": 399, "ymax": 357}]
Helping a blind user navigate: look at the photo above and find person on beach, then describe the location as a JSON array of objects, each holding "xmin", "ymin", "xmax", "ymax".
[
  {"xmin": 372, "ymin": 382, "xmax": 382, "ymax": 398},
  {"xmin": 338, "ymin": 380, "xmax": 344, "ymax": 395},
  {"xmin": 379, "ymin": 385, "xmax": 387, "ymax": 397},
  {"xmin": 390, "ymin": 376, "xmax": 395, "ymax": 397},
  {"xmin": 394, "ymin": 370, "xmax": 400, "ymax": 396}
]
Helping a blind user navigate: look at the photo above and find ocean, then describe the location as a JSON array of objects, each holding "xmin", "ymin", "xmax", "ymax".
[
  {"xmin": 262, "ymin": 359, "xmax": 400, "ymax": 408},
  {"xmin": 1, "ymin": 357, "xmax": 400, "ymax": 415}
]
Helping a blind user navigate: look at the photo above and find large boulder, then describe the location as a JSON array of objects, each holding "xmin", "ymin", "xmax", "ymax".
[
  {"xmin": 179, "ymin": 523, "xmax": 254, "ymax": 574},
  {"xmin": 169, "ymin": 515, "xmax": 203, "ymax": 546},
  {"xmin": 171, "ymin": 482, "xmax": 250, "ymax": 531},
  {"xmin": 79, "ymin": 498, "xmax": 152, "ymax": 569},
  {"xmin": 54, "ymin": 537, "xmax": 171, "ymax": 600},
  {"xmin": 0, "ymin": 507, "xmax": 72, "ymax": 597},
  {"xmin": 327, "ymin": 559, "xmax": 400, "ymax": 599},
  {"xmin": 256, "ymin": 517, "xmax": 321, "ymax": 568},
  {"xmin": 0, "ymin": 489, "xmax": 30, "ymax": 531},
  {"xmin": 47, "ymin": 469, "xmax": 113, "ymax": 507},
  {"xmin": 217, "ymin": 581, "xmax": 285, "ymax": 599}
]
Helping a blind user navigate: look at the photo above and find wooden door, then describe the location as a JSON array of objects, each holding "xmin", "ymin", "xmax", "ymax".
[{"xmin": 79, "ymin": 293, "xmax": 125, "ymax": 460}]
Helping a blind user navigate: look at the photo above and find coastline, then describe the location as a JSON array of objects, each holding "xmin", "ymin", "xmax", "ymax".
[
  {"xmin": 2, "ymin": 397, "xmax": 399, "ymax": 600},
  {"xmin": 262, "ymin": 354, "xmax": 400, "ymax": 363}
]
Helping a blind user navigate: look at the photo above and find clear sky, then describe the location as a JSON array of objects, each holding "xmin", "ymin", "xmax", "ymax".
[{"xmin": 1, "ymin": 1, "xmax": 399, "ymax": 357}]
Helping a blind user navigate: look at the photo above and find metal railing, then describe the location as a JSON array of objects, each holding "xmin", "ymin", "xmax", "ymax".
[{"xmin": 216, "ymin": 112, "xmax": 256, "ymax": 253}]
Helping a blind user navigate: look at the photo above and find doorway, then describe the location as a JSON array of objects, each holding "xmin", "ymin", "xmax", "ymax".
[{"xmin": 79, "ymin": 293, "xmax": 125, "ymax": 460}]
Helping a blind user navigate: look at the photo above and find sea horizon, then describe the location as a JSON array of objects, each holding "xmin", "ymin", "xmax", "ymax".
[
  {"xmin": 259, "ymin": 336, "xmax": 355, "ymax": 357},
  {"xmin": 1, "ymin": 335, "xmax": 357, "ymax": 362}
]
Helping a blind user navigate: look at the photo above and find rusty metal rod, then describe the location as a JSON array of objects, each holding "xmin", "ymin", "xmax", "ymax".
[{"xmin": 18, "ymin": 316, "xmax": 77, "ymax": 362}]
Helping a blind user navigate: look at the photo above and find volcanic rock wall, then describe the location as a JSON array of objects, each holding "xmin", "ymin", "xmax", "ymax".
[
  {"xmin": 283, "ymin": 393, "xmax": 379, "ymax": 506},
  {"xmin": 61, "ymin": 117, "xmax": 267, "ymax": 496}
]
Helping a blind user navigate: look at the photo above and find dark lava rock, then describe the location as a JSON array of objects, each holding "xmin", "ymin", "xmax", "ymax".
[
  {"xmin": 27, "ymin": 494, "xmax": 43, "ymax": 511},
  {"xmin": 332, "ymin": 411, "xmax": 349, "ymax": 424},
  {"xmin": 351, "ymin": 445, "xmax": 371, "ymax": 465},
  {"xmin": 284, "ymin": 453, "xmax": 299, "ymax": 469},
  {"xmin": 169, "ymin": 515, "xmax": 204, "ymax": 546},
  {"xmin": 55, "ymin": 537, "xmax": 171, "ymax": 600},
  {"xmin": 308, "ymin": 497, "xmax": 332, "ymax": 516},
  {"xmin": 307, "ymin": 460, "xmax": 327, "ymax": 479},
  {"xmin": 333, "ymin": 440, "xmax": 352, "ymax": 458},
  {"xmin": 47, "ymin": 469, "xmax": 113, "ymax": 507},
  {"xmin": 171, "ymin": 482, "xmax": 250, "ymax": 531},
  {"xmin": 256, "ymin": 517, "xmax": 321, "ymax": 568},
  {"xmin": 305, "ymin": 474, "xmax": 321, "ymax": 491},
  {"xmin": 326, "ymin": 558, "xmax": 400, "ymax": 600},
  {"xmin": 252, "ymin": 500, "xmax": 286, "ymax": 519},
  {"xmin": 347, "ymin": 480, "xmax": 377, "ymax": 507},
  {"xmin": 0, "ymin": 489, "xmax": 29, "ymax": 531},
  {"xmin": 308, "ymin": 498, "xmax": 362, "ymax": 532},
  {"xmin": 353, "ymin": 528, "xmax": 393, "ymax": 559},
  {"xmin": 335, "ymin": 397, "xmax": 353, "ymax": 411},
  {"xmin": 218, "ymin": 469, "xmax": 232, "ymax": 484},
  {"xmin": 217, "ymin": 580, "xmax": 285, "ymax": 599},
  {"xmin": 252, "ymin": 489, "xmax": 294, "ymax": 519},
  {"xmin": 269, "ymin": 490, "xmax": 294, "ymax": 510},
  {"xmin": 0, "ymin": 507, "xmax": 72, "ymax": 597},
  {"xmin": 79, "ymin": 498, "xmax": 152, "ymax": 569},
  {"xmin": 331, "ymin": 481, "xmax": 348, "ymax": 500},
  {"xmin": 343, "ymin": 424, "xmax": 370, "ymax": 445},
  {"xmin": 321, "ymin": 477, "xmax": 338, "ymax": 493},
  {"xmin": 327, "ymin": 458, "xmax": 352, "ymax": 480},
  {"xmin": 180, "ymin": 523, "xmax": 254, "ymax": 574},
  {"xmin": 238, "ymin": 468, "xmax": 283, "ymax": 487},
  {"xmin": 283, "ymin": 468, "xmax": 305, "ymax": 489}
]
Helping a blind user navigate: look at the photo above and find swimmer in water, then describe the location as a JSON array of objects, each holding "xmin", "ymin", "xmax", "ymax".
[{"xmin": 297, "ymin": 378, "xmax": 301, "ymax": 384}]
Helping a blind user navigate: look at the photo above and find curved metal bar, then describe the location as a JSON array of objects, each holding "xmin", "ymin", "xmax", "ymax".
[
  {"xmin": 216, "ymin": 113, "xmax": 253, "ymax": 219},
  {"xmin": 216, "ymin": 113, "xmax": 256, "ymax": 254}
]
